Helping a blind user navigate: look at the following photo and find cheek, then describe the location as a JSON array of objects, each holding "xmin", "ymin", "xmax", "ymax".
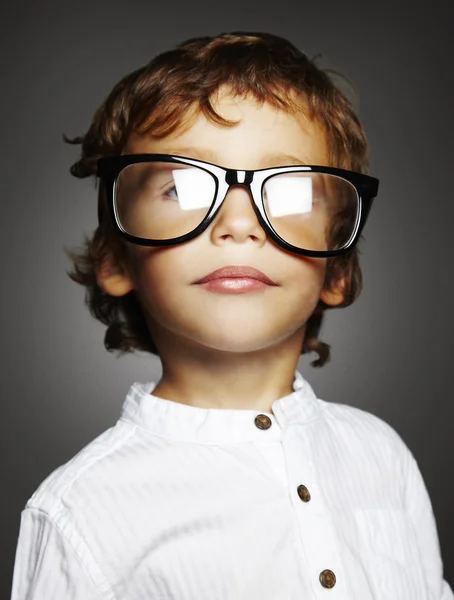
[
  {"xmin": 131, "ymin": 250, "xmax": 190, "ymax": 320},
  {"xmin": 283, "ymin": 257, "xmax": 327, "ymax": 316},
  {"xmin": 285, "ymin": 253, "xmax": 327, "ymax": 293}
]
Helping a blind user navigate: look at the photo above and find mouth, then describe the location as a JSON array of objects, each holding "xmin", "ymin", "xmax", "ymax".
[{"xmin": 193, "ymin": 265, "xmax": 278, "ymax": 286}]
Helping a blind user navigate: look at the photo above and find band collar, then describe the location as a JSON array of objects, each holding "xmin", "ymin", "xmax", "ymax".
[{"xmin": 119, "ymin": 370, "xmax": 320, "ymax": 445}]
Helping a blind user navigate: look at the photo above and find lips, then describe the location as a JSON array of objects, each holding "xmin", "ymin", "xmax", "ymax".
[{"xmin": 193, "ymin": 266, "xmax": 278, "ymax": 285}]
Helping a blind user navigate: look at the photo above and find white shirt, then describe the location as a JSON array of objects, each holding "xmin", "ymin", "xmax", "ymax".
[{"xmin": 11, "ymin": 371, "xmax": 453, "ymax": 600}]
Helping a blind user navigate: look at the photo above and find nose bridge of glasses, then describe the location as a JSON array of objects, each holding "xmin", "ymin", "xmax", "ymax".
[
  {"xmin": 220, "ymin": 169, "xmax": 258, "ymax": 214},
  {"xmin": 225, "ymin": 169, "xmax": 254, "ymax": 186},
  {"xmin": 222, "ymin": 169, "xmax": 257, "ymax": 206}
]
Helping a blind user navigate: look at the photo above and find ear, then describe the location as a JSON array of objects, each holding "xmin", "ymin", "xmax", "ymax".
[
  {"xmin": 319, "ymin": 275, "xmax": 347, "ymax": 307},
  {"xmin": 96, "ymin": 253, "xmax": 135, "ymax": 297}
]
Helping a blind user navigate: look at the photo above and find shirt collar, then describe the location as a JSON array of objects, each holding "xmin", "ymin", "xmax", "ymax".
[{"xmin": 119, "ymin": 370, "xmax": 320, "ymax": 444}]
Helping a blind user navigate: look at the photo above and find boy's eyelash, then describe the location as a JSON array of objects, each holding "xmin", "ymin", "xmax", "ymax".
[{"xmin": 162, "ymin": 184, "xmax": 178, "ymax": 197}]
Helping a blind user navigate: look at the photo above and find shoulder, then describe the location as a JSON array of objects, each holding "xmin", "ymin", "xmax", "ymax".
[
  {"xmin": 316, "ymin": 396, "xmax": 412, "ymax": 465},
  {"xmin": 25, "ymin": 418, "xmax": 137, "ymax": 519}
]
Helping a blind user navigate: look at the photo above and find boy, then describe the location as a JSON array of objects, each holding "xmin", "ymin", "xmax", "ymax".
[{"xmin": 10, "ymin": 31, "xmax": 453, "ymax": 599}]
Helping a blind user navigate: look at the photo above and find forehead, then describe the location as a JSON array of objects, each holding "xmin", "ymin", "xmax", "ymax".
[{"xmin": 126, "ymin": 91, "xmax": 330, "ymax": 169}]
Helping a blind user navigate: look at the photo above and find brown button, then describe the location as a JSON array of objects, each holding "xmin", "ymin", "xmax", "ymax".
[
  {"xmin": 297, "ymin": 484, "xmax": 311, "ymax": 502},
  {"xmin": 254, "ymin": 414, "xmax": 272, "ymax": 430},
  {"xmin": 319, "ymin": 569, "xmax": 336, "ymax": 589}
]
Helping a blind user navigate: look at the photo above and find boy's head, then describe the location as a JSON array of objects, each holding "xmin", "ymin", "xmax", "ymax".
[{"xmin": 65, "ymin": 31, "xmax": 371, "ymax": 367}]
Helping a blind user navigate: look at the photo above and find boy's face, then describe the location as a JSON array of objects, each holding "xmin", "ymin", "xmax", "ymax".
[{"xmin": 98, "ymin": 89, "xmax": 346, "ymax": 355}]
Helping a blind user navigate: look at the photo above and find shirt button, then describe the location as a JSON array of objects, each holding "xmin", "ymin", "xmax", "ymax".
[
  {"xmin": 254, "ymin": 414, "xmax": 272, "ymax": 430},
  {"xmin": 297, "ymin": 484, "xmax": 311, "ymax": 502},
  {"xmin": 319, "ymin": 569, "xmax": 336, "ymax": 588}
]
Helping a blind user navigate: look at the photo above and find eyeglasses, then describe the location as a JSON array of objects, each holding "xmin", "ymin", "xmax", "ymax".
[{"xmin": 96, "ymin": 154, "xmax": 379, "ymax": 258}]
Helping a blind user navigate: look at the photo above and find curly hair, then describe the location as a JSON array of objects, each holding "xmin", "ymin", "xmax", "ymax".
[{"xmin": 64, "ymin": 31, "xmax": 370, "ymax": 367}]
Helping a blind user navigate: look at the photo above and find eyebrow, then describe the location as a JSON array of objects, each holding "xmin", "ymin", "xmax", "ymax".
[{"xmin": 157, "ymin": 146, "xmax": 310, "ymax": 167}]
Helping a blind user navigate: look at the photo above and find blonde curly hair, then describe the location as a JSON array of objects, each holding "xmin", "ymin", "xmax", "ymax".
[{"xmin": 64, "ymin": 31, "xmax": 370, "ymax": 367}]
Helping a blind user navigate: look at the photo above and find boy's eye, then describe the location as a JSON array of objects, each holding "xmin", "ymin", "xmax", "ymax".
[{"xmin": 162, "ymin": 183, "xmax": 179, "ymax": 200}]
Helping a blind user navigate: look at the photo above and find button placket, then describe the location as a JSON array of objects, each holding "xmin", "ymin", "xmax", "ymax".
[{"xmin": 282, "ymin": 427, "xmax": 347, "ymax": 596}]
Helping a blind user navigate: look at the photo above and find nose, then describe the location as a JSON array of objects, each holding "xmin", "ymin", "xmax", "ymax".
[{"xmin": 209, "ymin": 184, "xmax": 267, "ymax": 248}]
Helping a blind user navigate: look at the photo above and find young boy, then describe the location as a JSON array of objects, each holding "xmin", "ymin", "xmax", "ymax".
[{"xmin": 10, "ymin": 31, "xmax": 453, "ymax": 600}]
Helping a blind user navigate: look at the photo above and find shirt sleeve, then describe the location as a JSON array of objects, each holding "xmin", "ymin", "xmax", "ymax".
[
  {"xmin": 10, "ymin": 508, "xmax": 110, "ymax": 600},
  {"xmin": 403, "ymin": 450, "xmax": 454, "ymax": 599}
]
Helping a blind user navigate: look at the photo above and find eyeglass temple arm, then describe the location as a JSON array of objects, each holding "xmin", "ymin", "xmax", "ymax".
[{"xmin": 355, "ymin": 195, "xmax": 376, "ymax": 240}]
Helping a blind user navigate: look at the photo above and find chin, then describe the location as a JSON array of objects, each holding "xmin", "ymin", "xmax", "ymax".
[{"xmin": 188, "ymin": 328, "xmax": 301, "ymax": 355}]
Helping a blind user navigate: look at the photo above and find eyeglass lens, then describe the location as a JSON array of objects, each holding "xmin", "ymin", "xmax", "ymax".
[{"xmin": 114, "ymin": 161, "xmax": 360, "ymax": 251}]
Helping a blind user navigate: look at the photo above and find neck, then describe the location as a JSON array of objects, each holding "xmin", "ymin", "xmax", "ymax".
[{"xmin": 149, "ymin": 329, "xmax": 305, "ymax": 414}]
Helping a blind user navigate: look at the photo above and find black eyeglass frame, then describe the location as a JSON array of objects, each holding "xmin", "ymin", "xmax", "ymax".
[{"xmin": 97, "ymin": 154, "xmax": 379, "ymax": 258}]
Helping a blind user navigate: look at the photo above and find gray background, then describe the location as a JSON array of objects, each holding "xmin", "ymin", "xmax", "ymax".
[{"xmin": 2, "ymin": 0, "xmax": 453, "ymax": 595}]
